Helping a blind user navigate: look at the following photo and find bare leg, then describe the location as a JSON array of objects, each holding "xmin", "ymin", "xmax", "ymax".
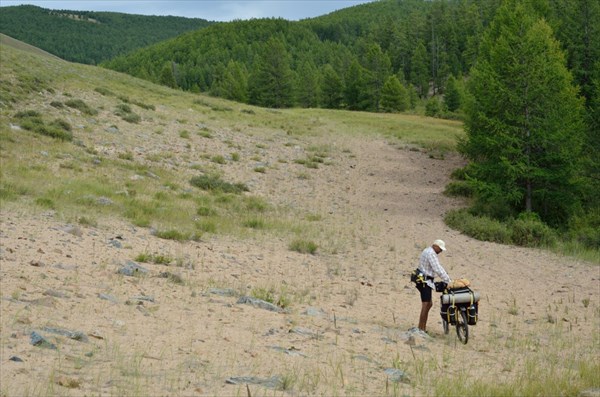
[{"xmin": 418, "ymin": 301, "xmax": 433, "ymax": 331}]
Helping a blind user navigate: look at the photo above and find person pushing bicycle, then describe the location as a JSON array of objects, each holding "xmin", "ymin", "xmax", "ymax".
[{"xmin": 415, "ymin": 239, "xmax": 451, "ymax": 332}]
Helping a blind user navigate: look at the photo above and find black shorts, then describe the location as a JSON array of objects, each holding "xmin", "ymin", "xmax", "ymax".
[{"xmin": 416, "ymin": 282, "xmax": 433, "ymax": 302}]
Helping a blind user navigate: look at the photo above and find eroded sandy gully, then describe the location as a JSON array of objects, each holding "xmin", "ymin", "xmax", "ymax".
[{"xmin": 0, "ymin": 134, "xmax": 597, "ymax": 396}]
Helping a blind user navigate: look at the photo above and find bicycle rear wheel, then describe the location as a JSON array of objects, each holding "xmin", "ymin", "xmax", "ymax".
[
  {"xmin": 456, "ymin": 309, "xmax": 469, "ymax": 344},
  {"xmin": 442, "ymin": 318, "xmax": 449, "ymax": 334}
]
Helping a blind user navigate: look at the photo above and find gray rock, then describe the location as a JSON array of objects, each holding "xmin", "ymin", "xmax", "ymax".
[
  {"xmin": 9, "ymin": 356, "xmax": 24, "ymax": 362},
  {"xmin": 30, "ymin": 331, "xmax": 57, "ymax": 349},
  {"xmin": 108, "ymin": 239, "xmax": 122, "ymax": 249},
  {"xmin": 580, "ymin": 389, "xmax": 600, "ymax": 397},
  {"xmin": 61, "ymin": 225, "xmax": 83, "ymax": 237},
  {"xmin": 225, "ymin": 376, "xmax": 282, "ymax": 389},
  {"xmin": 208, "ymin": 288, "xmax": 237, "ymax": 297},
  {"xmin": 98, "ymin": 293, "xmax": 119, "ymax": 303},
  {"xmin": 237, "ymin": 296, "xmax": 284, "ymax": 313},
  {"xmin": 290, "ymin": 326, "xmax": 322, "ymax": 340},
  {"xmin": 96, "ymin": 197, "xmax": 113, "ymax": 206},
  {"xmin": 384, "ymin": 368, "xmax": 410, "ymax": 384},
  {"xmin": 117, "ymin": 261, "xmax": 148, "ymax": 276},
  {"xmin": 42, "ymin": 327, "xmax": 88, "ymax": 342},
  {"xmin": 303, "ymin": 307, "xmax": 327, "ymax": 318},
  {"xmin": 268, "ymin": 346, "xmax": 307, "ymax": 358},
  {"xmin": 43, "ymin": 289, "xmax": 70, "ymax": 299}
]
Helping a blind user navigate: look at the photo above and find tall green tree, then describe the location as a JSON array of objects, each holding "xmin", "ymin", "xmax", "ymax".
[
  {"xmin": 214, "ymin": 60, "xmax": 248, "ymax": 102},
  {"xmin": 320, "ymin": 64, "xmax": 344, "ymax": 109},
  {"xmin": 444, "ymin": 74, "xmax": 462, "ymax": 112},
  {"xmin": 460, "ymin": 0, "xmax": 586, "ymax": 226},
  {"xmin": 296, "ymin": 59, "xmax": 320, "ymax": 108},
  {"xmin": 380, "ymin": 75, "xmax": 409, "ymax": 112},
  {"xmin": 248, "ymin": 37, "xmax": 294, "ymax": 108},
  {"xmin": 364, "ymin": 43, "xmax": 392, "ymax": 111},
  {"xmin": 410, "ymin": 40, "xmax": 430, "ymax": 98},
  {"xmin": 344, "ymin": 59, "xmax": 368, "ymax": 110}
]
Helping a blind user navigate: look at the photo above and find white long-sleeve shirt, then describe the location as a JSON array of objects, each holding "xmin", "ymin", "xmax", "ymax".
[{"xmin": 418, "ymin": 246, "xmax": 451, "ymax": 288}]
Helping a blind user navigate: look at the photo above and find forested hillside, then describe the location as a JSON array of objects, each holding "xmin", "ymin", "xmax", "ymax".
[{"xmin": 0, "ymin": 5, "xmax": 213, "ymax": 64}]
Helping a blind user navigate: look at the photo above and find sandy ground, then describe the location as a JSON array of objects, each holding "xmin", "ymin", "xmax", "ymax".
[{"xmin": 1, "ymin": 119, "xmax": 599, "ymax": 396}]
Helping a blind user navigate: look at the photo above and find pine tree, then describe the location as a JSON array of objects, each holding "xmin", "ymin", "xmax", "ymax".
[
  {"xmin": 410, "ymin": 40, "xmax": 430, "ymax": 98},
  {"xmin": 320, "ymin": 64, "xmax": 344, "ymax": 109},
  {"xmin": 380, "ymin": 75, "xmax": 409, "ymax": 112},
  {"xmin": 248, "ymin": 37, "xmax": 294, "ymax": 108},
  {"xmin": 460, "ymin": 0, "xmax": 586, "ymax": 226},
  {"xmin": 444, "ymin": 75, "xmax": 461, "ymax": 112}
]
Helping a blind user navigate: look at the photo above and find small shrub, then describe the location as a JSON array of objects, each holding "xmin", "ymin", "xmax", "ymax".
[
  {"xmin": 231, "ymin": 152, "xmax": 240, "ymax": 161},
  {"xmin": 197, "ymin": 206, "xmax": 217, "ymax": 216},
  {"xmin": 243, "ymin": 218, "xmax": 265, "ymax": 229},
  {"xmin": 34, "ymin": 197, "xmax": 55, "ymax": 209},
  {"xmin": 190, "ymin": 174, "xmax": 248, "ymax": 194},
  {"xmin": 50, "ymin": 101, "xmax": 64, "ymax": 108},
  {"xmin": 195, "ymin": 220, "xmax": 216, "ymax": 233},
  {"xmin": 179, "ymin": 130, "xmax": 190, "ymax": 139},
  {"xmin": 14, "ymin": 110, "xmax": 41, "ymax": 118},
  {"xmin": 121, "ymin": 113, "xmax": 141, "ymax": 123},
  {"xmin": 254, "ymin": 166, "xmax": 266, "ymax": 173},
  {"xmin": 289, "ymin": 239, "xmax": 318, "ymax": 255},
  {"xmin": 444, "ymin": 181, "xmax": 474, "ymax": 197},
  {"xmin": 445, "ymin": 209, "xmax": 512, "ymax": 244},
  {"xmin": 154, "ymin": 229, "xmax": 192, "ymax": 241},
  {"xmin": 510, "ymin": 213, "xmax": 557, "ymax": 248},
  {"xmin": 65, "ymin": 99, "xmax": 98, "ymax": 115},
  {"xmin": 94, "ymin": 87, "xmax": 115, "ymax": 96},
  {"xmin": 210, "ymin": 155, "xmax": 226, "ymax": 164}
]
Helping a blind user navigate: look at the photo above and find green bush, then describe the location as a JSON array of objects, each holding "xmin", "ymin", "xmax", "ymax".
[
  {"xmin": 65, "ymin": 99, "xmax": 98, "ymax": 115},
  {"xmin": 425, "ymin": 97, "xmax": 443, "ymax": 117},
  {"xmin": 190, "ymin": 174, "xmax": 248, "ymax": 194},
  {"xmin": 289, "ymin": 239, "xmax": 318, "ymax": 254},
  {"xmin": 445, "ymin": 209, "xmax": 512, "ymax": 244},
  {"xmin": 444, "ymin": 181, "xmax": 474, "ymax": 197},
  {"xmin": 510, "ymin": 213, "xmax": 557, "ymax": 247},
  {"xmin": 94, "ymin": 87, "xmax": 115, "ymax": 96}
]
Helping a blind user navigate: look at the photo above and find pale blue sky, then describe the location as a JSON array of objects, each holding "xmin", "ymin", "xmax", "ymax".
[{"xmin": 0, "ymin": 0, "xmax": 376, "ymax": 21}]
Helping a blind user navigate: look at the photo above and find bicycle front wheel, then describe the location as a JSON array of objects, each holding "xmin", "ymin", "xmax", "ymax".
[{"xmin": 456, "ymin": 309, "xmax": 469, "ymax": 344}]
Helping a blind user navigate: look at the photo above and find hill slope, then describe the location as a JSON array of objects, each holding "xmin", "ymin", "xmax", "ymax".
[
  {"xmin": 0, "ymin": 41, "xmax": 598, "ymax": 396},
  {"xmin": 0, "ymin": 5, "xmax": 213, "ymax": 64}
]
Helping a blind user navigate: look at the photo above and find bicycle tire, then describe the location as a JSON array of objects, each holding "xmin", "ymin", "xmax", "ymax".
[
  {"xmin": 456, "ymin": 308, "xmax": 469, "ymax": 344},
  {"xmin": 442, "ymin": 318, "xmax": 449, "ymax": 334}
]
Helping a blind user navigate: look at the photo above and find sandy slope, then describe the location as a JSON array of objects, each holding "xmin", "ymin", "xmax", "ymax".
[{"xmin": 1, "ymin": 119, "xmax": 598, "ymax": 396}]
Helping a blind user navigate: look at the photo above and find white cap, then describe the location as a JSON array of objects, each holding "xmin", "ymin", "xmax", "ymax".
[{"xmin": 433, "ymin": 239, "xmax": 446, "ymax": 251}]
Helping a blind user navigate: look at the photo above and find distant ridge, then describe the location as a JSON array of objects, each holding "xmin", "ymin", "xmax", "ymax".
[
  {"xmin": 0, "ymin": 33, "xmax": 62, "ymax": 61},
  {"xmin": 0, "ymin": 5, "xmax": 213, "ymax": 64}
]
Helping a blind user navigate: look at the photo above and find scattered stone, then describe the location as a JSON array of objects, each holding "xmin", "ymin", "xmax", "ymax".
[
  {"xmin": 384, "ymin": 368, "xmax": 410, "ymax": 384},
  {"xmin": 30, "ymin": 331, "xmax": 57, "ymax": 349},
  {"xmin": 108, "ymin": 239, "xmax": 122, "ymax": 249},
  {"xmin": 268, "ymin": 345, "xmax": 307, "ymax": 357},
  {"xmin": 128, "ymin": 295, "xmax": 155, "ymax": 303},
  {"xmin": 208, "ymin": 288, "xmax": 237, "ymax": 297},
  {"xmin": 353, "ymin": 355, "xmax": 379, "ymax": 365},
  {"xmin": 43, "ymin": 289, "xmax": 70, "ymax": 299},
  {"xmin": 105, "ymin": 126, "xmax": 119, "ymax": 133},
  {"xmin": 89, "ymin": 330, "xmax": 104, "ymax": 339},
  {"xmin": 28, "ymin": 297, "xmax": 56, "ymax": 307},
  {"xmin": 580, "ymin": 388, "xmax": 600, "ymax": 397},
  {"xmin": 158, "ymin": 271, "xmax": 184, "ymax": 285},
  {"xmin": 96, "ymin": 197, "xmax": 113, "ymax": 206},
  {"xmin": 117, "ymin": 261, "xmax": 148, "ymax": 277},
  {"xmin": 136, "ymin": 305, "xmax": 151, "ymax": 317},
  {"xmin": 405, "ymin": 327, "xmax": 432, "ymax": 340},
  {"xmin": 29, "ymin": 260, "xmax": 45, "ymax": 267},
  {"xmin": 98, "ymin": 293, "xmax": 119, "ymax": 303},
  {"xmin": 42, "ymin": 326, "xmax": 88, "ymax": 342},
  {"xmin": 225, "ymin": 376, "xmax": 282, "ymax": 389},
  {"xmin": 9, "ymin": 356, "xmax": 24, "ymax": 362},
  {"xmin": 237, "ymin": 296, "xmax": 284, "ymax": 313},
  {"xmin": 290, "ymin": 326, "xmax": 322, "ymax": 340},
  {"xmin": 303, "ymin": 307, "xmax": 327, "ymax": 318},
  {"xmin": 61, "ymin": 225, "xmax": 83, "ymax": 237}
]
